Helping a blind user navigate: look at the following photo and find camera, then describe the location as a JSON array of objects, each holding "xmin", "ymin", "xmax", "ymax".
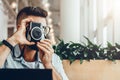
[
  {"xmin": 26, "ymin": 22, "xmax": 45, "ymax": 42},
  {"xmin": 26, "ymin": 22, "xmax": 45, "ymax": 50}
]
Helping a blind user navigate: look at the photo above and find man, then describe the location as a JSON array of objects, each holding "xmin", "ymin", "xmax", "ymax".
[{"xmin": 0, "ymin": 6, "xmax": 68, "ymax": 80}]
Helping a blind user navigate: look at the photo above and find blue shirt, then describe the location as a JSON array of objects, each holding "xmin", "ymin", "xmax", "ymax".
[{"xmin": 2, "ymin": 45, "xmax": 68, "ymax": 80}]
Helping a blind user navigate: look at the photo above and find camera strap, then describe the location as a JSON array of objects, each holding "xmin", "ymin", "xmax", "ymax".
[
  {"xmin": 12, "ymin": 46, "xmax": 25, "ymax": 59},
  {"xmin": 12, "ymin": 43, "xmax": 40, "ymax": 68},
  {"xmin": 35, "ymin": 51, "xmax": 40, "ymax": 68}
]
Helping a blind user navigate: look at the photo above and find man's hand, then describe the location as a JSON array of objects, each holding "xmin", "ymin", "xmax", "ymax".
[
  {"xmin": 37, "ymin": 39, "xmax": 62, "ymax": 80},
  {"xmin": 7, "ymin": 18, "xmax": 35, "ymax": 46},
  {"xmin": 37, "ymin": 39, "xmax": 54, "ymax": 67}
]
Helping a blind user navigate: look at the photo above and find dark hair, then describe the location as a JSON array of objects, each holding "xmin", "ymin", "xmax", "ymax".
[{"xmin": 16, "ymin": 6, "xmax": 48, "ymax": 24}]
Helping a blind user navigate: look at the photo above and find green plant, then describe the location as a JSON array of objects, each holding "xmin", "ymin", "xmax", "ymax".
[
  {"xmin": 0, "ymin": 41, "xmax": 2, "ymax": 46},
  {"xmin": 53, "ymin": 37, "xmax": 120, "ymax": 64}
]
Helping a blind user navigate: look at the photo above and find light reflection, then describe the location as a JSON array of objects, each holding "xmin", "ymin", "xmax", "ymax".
[{"xmin": 11, "ymin": 2, "xmax": 17, "ymax": 9}]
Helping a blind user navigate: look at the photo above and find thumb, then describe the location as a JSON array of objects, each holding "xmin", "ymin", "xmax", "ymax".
[{"xmin": 25, "ymin": 40, "xmax": 35, "ymax": 45}]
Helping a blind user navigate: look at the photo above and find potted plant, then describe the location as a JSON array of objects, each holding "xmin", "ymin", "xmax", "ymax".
[
  {"xmin": 53, "ymin": 37, "xmax": 120, "ymax": 80},
  {"xmin": 53, "ymin": 36, "xmax": 120, "ymax": 64}
]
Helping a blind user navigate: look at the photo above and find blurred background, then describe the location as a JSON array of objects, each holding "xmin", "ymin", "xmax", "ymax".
[
  {"xmin": 1, "ymin": 0, "xmax": 120, "ymax": 80},
  {"xmin": 0, "ymin": 0, "xmax": 120, "ymax": 46}
]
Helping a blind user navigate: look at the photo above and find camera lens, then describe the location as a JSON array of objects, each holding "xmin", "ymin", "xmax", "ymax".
[{"xmin": 31, "ymin": 27, "xmax": 42, "ymax": 41}]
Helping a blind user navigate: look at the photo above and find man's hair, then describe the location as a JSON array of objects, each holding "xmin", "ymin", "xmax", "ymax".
[{"xmin": 16, "ymin": 6, "xmax": 48, "ymax": 25}]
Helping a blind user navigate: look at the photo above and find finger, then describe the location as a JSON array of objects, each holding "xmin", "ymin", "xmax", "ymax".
[
  {"xmin": 37, "ymin": 42, "xmax": 54, "ymax": 53},
  {"xmin": 20, "ymin": 18, "xmax": 33, "ymax": 29},
  {"xmin": 39, "ymin": 50, "xmax": 44, "ymax": 59},
  {"xmin": 37, "ymin": 44, "xmax": 50, "ymax": 54},
  {"xmin": 25, "ymin": 41, "xmax": 35, "ymax": 45},
  {"xmin": 37, "ymin": 43, "xmax": 54, "ymax": 54},
  {"xmin": 40, "ymin": 40, "xmax": 52, "ymax": 48},
  {"xmin": 42, "ymin": 39, "xmax": 52, "ymax": 44},
  {"xmin": 43, "ymin": 54, "xmax": 49, "ymax": 60},
  {"xmin": 37, "ymin": 43, "xmax": 52, "ymax": 52}
]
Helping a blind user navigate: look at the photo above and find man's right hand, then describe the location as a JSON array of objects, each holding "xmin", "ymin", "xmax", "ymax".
[
  {"xmin": 0, "ymin": 18, "xmax": 35, "ymax": 68},
  {"xmin": 7, "ymin": 18, "xmax": 35, "ymax": 46}
]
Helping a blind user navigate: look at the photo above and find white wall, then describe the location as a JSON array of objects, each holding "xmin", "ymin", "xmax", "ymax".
[
  {"xmin": 60, "ymin": 0, "xmax": 120, "ymax": 46},
  {"xmin": 60, "ymin": 0, "xmax": 80, "ymax": 43},
  {"xmin": 0, "ymin": 0, "xmax": 8, "ymax": 40}
]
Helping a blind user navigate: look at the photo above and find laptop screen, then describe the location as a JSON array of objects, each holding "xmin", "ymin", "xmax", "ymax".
[{"xmin": 0, "ymin": 69, "xmax": 52, "ymax": 80}]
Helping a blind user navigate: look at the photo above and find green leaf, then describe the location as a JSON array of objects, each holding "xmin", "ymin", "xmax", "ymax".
[
  {"xmin": 115, "ymin": 43, "xmax": 120, "ymax": 49},
  {"xmin": 59, "ymin": 55, "xmax": 63, "ymax": 60},
  {"xmin": 56, "ymin": 37, "xmax": 62, "ymax": 42},
  {"xmin": 70, "ymin": 41, "xmax": 74, "ymax": 44},
  {"xmin": 69, "ymin": 56, "xmax": 75, "ymax": 65},
  {"xmin": 58, "ymin": 40, "xmax": 64, "ymax": 47},
  {"xmin": 107, "ymin": 42, "xmax": 112, "ymax": 47},
  {"xmin": 84, "ymin": 52, "xmax": 88, "ymax": 58},
  {"xmin": 80, "ymin": 58, "xmax": 83, "ymax": 64},
  {"xmin": 69, "ymin": 43, "xmax": 78, "ymax": 47},
  {"xmin": 0, "ymin": 41, "xmax": 2, "ymax": 46},
  {"xmin": 52, "ymin": 45, "xmax": 56, "ymax": 50},
  {"xmin": 108, "ymin": 55, "xmax": 113, "ymax": 60},
  {"xmin": 84, "ymin": 36, "xmax": 93, "ymax": 45},
  {"xmin": 112, "ymin": 59, "xmax": 116, "ymax": 64}
]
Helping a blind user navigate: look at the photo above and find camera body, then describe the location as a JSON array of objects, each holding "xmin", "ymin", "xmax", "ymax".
[
  {"xmin": 26, "ymin": 22, "xmax": 45, "ymax": 42},
  {"xmin": 26, "ymin": 22, "xmax": 45, "ymax": 50}
]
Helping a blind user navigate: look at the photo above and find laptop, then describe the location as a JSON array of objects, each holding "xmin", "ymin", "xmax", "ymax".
[{"xmin": 0, "ymin": 69, "xmax": 52, "ymax": 80}]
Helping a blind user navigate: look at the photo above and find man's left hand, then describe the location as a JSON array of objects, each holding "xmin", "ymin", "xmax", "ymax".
[{"xmin": 37, "ymin": 39, "xmax": 54, "ymax": 67}]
